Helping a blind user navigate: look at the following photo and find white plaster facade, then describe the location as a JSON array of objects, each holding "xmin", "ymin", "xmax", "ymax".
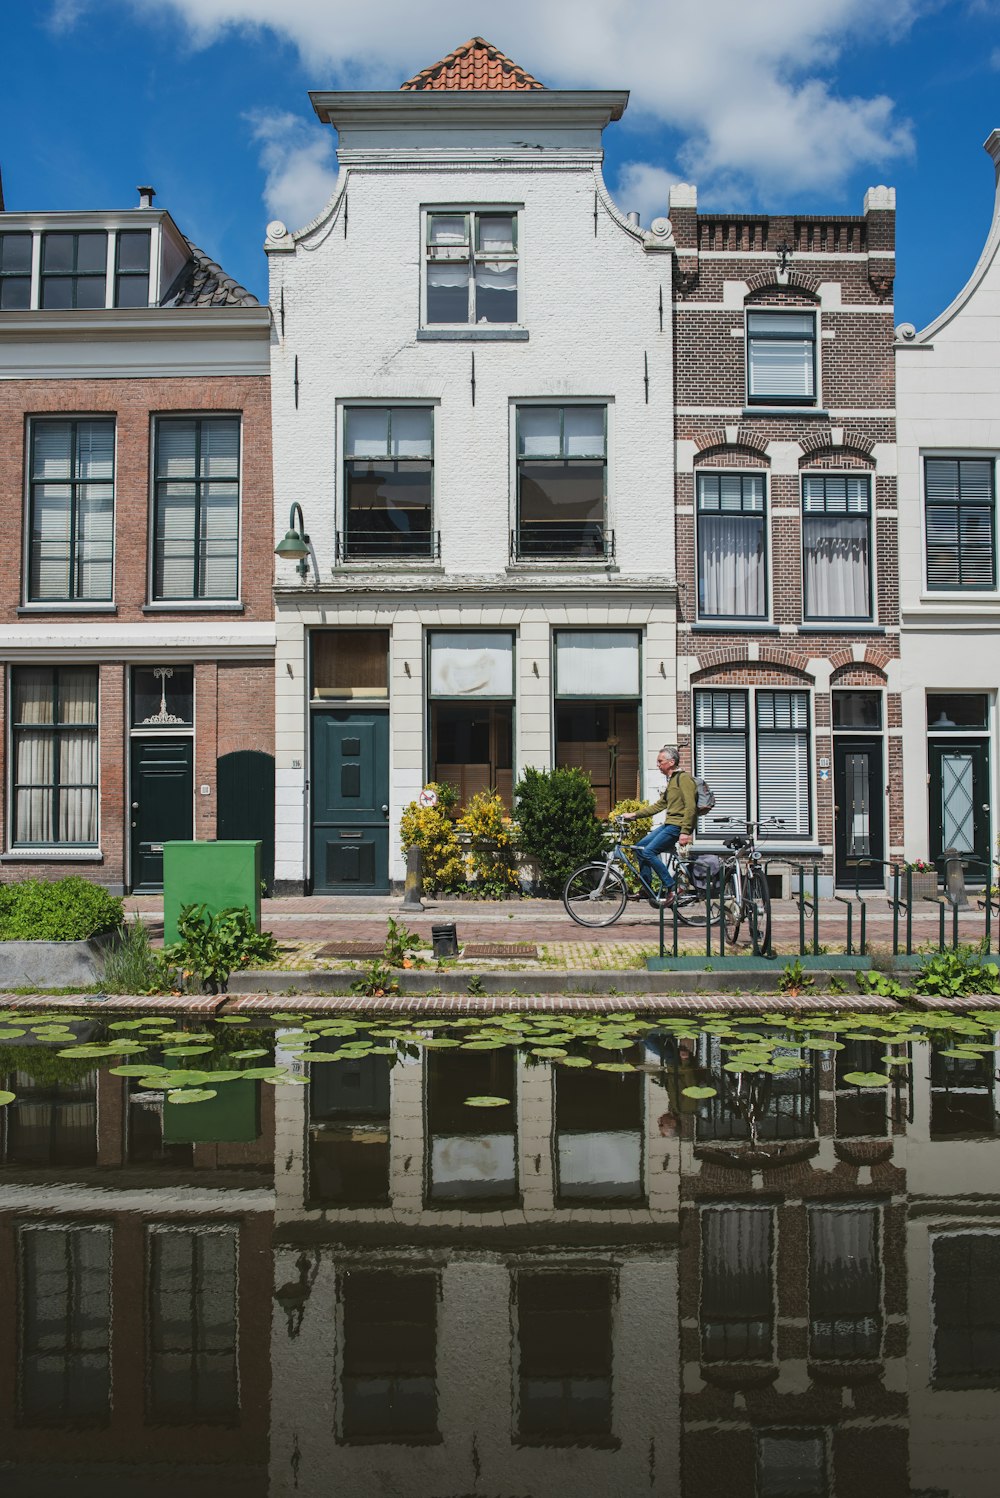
[
  {"xmin": 896, "ymin": 130, "xmax": 1000, "ymax": 871},
  {"xmin": 266, "ymin": 82, "xmax": 676, "ymax": 891}
]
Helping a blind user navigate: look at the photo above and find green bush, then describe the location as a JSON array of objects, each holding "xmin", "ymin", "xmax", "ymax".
[
  {"xmin": 160, "ymin": 904, "xmax": 280, "ymax": 994},
  {"xmin": 0, "ymin": 877, "xmax": 124, "ymax": 941},
  {"xmin": 513, "ymin": 766, "xmax": 606, "ymax": 897}
]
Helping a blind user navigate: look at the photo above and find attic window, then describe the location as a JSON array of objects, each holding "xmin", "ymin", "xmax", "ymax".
[{"xmin": 425, "ymin": 211, "xmax": 517, "ymax": 325}]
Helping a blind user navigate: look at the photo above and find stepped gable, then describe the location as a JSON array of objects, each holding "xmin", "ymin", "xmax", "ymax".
[
  {"xmin": 162, "ymin": 238, "xmax": 259, "ymax": 308},
  {"xmin": 401, "ymin": 36, "xmax": 545, "ymax": 92}
]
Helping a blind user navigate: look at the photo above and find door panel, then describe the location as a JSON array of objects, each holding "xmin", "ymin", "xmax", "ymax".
[
  {"xmin": 311, "ymin": 711, "xmax": 389, "ymax": 893},
  {"xmin": 130, "ymin": 738, "xmax": 193, "ymax": 892},
  {"xmin": 834, "ymin": 738, "xmax": 885, "ymax": 888},
  {"xmin": 929, "ymin": 739, "xmax": 990, "ymax": 869},
  {"xmin": 217, "ymin": 750, "xmax": 276, "ymax": 893}
]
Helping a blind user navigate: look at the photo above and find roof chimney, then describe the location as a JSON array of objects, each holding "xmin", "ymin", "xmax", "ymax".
[{"xmin": 137, "ymin": 185, "xmax": 156, "ymax": 209}]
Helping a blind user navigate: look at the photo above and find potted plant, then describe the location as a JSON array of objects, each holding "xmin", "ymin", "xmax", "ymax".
[{"xmin": 905, "ymin": 858, "xmax": 938, "ymax": 901}]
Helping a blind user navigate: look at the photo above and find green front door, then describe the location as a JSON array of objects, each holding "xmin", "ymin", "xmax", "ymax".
[
  {"xmin": 130, "ymin": 737, "xmax": 194, "ymax": 892},
  {"xmin": 311, "ymin": 710, "xmax": 389, "ymax": 893},
  {"xmin": 929, "ymin": 738, "xmax": 991, "ymax": 871}
]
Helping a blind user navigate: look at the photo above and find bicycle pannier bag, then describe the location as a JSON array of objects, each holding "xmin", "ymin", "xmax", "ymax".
[{"xmin": 689, "ymin": 853, "xmax": 723, "ymax": 892}]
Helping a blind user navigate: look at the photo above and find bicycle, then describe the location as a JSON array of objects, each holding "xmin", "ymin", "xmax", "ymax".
[
  {"xmin": 711, "ymin": 817, "xmax": 778, "ymax": 956},
  {"xmin": 562, "ymin": 815, "xmax": 720, "ymax": 930}
]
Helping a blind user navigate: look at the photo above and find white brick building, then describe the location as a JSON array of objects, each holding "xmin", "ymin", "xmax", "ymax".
[
  {"xmin": 896, "ymin": 130, "xmax": 1000, "ymax": 876},
  {"xmin": 267, "ymin": 39, "xmax": 677, "ymax": 892}
]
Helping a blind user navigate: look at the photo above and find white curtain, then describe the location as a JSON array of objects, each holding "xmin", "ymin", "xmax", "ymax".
[
  {"xmin": 699, "ymin": 514, "xmax": 765, "ymax": 616},
  {"xmin": 804, "ymin": 517, "xmax": 870, "ymax": 617}
]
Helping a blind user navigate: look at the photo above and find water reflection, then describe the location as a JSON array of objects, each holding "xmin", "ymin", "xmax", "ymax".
[{"xmin": 0, "ymin": 1016, "xmax": 997, "ymax": 1496}]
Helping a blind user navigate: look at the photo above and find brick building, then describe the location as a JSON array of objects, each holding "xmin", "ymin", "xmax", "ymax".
[
  {"xmin": 0, "ymin": 193, "xmax": 274, "ymax": 892},
  {"xmin": 670, "ymin": 184, "xmax": 900, "ymax": 892}
]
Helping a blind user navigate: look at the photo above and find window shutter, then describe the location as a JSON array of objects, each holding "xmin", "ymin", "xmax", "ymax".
[
  {"xmin": 198, "ymin": 486, "xmax": 239, "ymax": 598},
  {"xmin": 156, "ymin": 419, "xmax": 196, "ymax": 479},
  {"xmin": 77, "ymin": 483, "xmax": 114, "ymax": 600},
  {"xmin": 925, "ymin": 458, "xmax": 996, "ymax": 590},
  {"xmin": 198, "ymin": 418, "xmax": 239, "ymax": 478},
  {"xmin": 756, "ymin": 692, "xmax": 811, "ymax": 836},
  {"xmin": 155, "ymin": 487, "xmax": 196, "ymax": 599}
]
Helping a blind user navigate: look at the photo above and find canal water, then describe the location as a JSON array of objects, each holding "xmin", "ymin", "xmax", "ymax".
[{"xmin": 0, "ymin": 1004, "xmax": 998, "ymax": 1496}]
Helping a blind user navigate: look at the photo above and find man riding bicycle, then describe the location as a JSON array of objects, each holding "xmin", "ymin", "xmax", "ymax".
[{"xmin": 621, "ymin": 745, "xmax": 696, "ymax": 906}]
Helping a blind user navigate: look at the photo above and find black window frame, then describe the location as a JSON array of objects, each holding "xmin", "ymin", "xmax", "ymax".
[
  {"xmin": 932, "ymin": 1232, "xmax": 1000, "ymax": 1387},
  {"xmin": 151, "ymin": 415, "xmax": 242, "ymax": 602},
  {"xmin": 801, "ymin": 472, "xmax": 873, "ymax": 622},
  {"xmin": 146, "ymin": 1224, "xmax": 240, "ymax": 1425},
  {"xmin": 113, "ymin": 229, "xmax": 151, "ymax": 308},
  {"xmin": 746, "ymin": 308, "xmax": 818, "ymax": 407},
  {"xmin": 924, "ymin": 456, "xmax": 997, "ymax": 592},
  {"xmin": 424, "ymin": 208, "xmax": 518, "ymax": 326},
  {"xmin": 696, "ymin": 470, "xmax": 769, "ymax": 621},
  {"xmin": 515, "ymin": 403, "xmax": 609, "ymax": 560},
  {"xmin": 10, "ymin": 665, "xmax": 100, "ymax": 848},
  {"xmin": 27, "ymin": 417, "xmax": 116, "ymax": 604},
  {"xmin": 39, "ymin": 231, "xmax": 108, "ymax": 310},
  {"xmin": 0, "ymin": 231, "xmax": 32, "ymax": 309},
  {"xmin": 341, "ymin": 405, "xmax": 435, "ymax": 560}
]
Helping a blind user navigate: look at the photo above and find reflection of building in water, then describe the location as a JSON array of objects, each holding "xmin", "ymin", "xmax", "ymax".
[
  {"xmin": 270, "ymin": 1038, "xmax": 680, "ymax": 1497},
  {"xmin": 0, "ymin": 1063, "xmax": 275, "ymax": 1498}
]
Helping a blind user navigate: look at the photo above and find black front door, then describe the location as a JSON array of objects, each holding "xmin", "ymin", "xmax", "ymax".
[
  {"xmin": 834, "ymin": 738, "xmax": 885, "ymax": 888},
  {"xmin": 929, "ymin": 739, "xmax": 991, "ymax": 870},
  {"xmin": 130, "ymin": 737, "xmax": 193, "ymax": 892},
  {"xmin": 311, "ymin": 710, "xmax": 389, "ymax": 893}
]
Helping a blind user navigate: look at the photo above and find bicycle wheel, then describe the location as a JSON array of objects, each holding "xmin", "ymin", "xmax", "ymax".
[
  {"xmin": 722, "ymin": 865, "xmax": 744, "ymax": 945},
  {"xmin": 673, "ymin": 867, "xmax": 710, "ymax": 927},
  {"xmin": 563, "ymin": 864, "xmax": 629, "ymax": 928},
  {"xmin": 747, "ymin": 867, "xmax": 772, "ymax": 954}
]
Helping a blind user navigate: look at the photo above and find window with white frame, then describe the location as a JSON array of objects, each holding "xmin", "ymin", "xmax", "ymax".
[
  {"xmin": 28, "ymin": 420, "xmax": 115, "ymax": 603},
  {"xmin": 425, "ymin": 210, "xmax": 517, "ymax": 325},
  {"xmin": 342, "ymin": 406, "xmax": 434, "ymax": 559},
  {"xmin": 515, "ymin": 405, "xmax": 608, "ymax": 559},
  {"xmin": 802, "ymin": 473, "xmax": 872, "ymax": 620},
  {"xmin": 40, "ymin": 232, "xmax": 108, "ymax": 310},
  {"xmin": 746, "ymin": 310, "xmax": 817, "ymax": 405},
  {"xmin": 152, "ymin": 416, "xmax": 240, "ymax": 601},
  {"xmin": 11, "ymin": 666, "xmax": 99, "ymax": 846},
  {"xmin": 925, "ymin": 457, "xmax": 997, "ymax": 591},
  {"xmin": 694, "ymin": 688, "xmax": 812, "ymax": 838},
  {"xmin": 0, "ymin": 231, "xmax": 32, "ymax": 309},
  {"xmin": 697, "ymin": 472, "xmax": 767, "ymax": 619},
  {"xmin": 1, "ymin": 227, "xmax": 152, "ymax": 310}
]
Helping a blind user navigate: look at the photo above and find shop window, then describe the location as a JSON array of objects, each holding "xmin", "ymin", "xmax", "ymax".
[
  {"xmin": 555, "ymin": 1062, "xmax": 643, "ymax": 1203},
  {"xmin": 308, "ymin": 1043, "xmax": 390, "ymax": 1206},
  {"xmin": 700, "ymin": 1205, "xmax": 774, "ymax": 1361},
  {"xmin": 756, "ymin": 1433, "xmax": 827, "ymax": 1498},
  {"xmin": 311, "ymin": 631, "xmax": 389, "ymax": 700},
  {"xmin": 517, "ymin": 1271, "xmax": 613, "ymax": 1441},
  {"xmin": 27, "ymin": 419, "xmax": 115, "ymax": 602},
  {"xmin": 697, "ymin": 471, "xmax": 767, "ymax": 619},
  {"xmin": 554, "ymin": 631, "xmax": 640, "ymax": 817},
  {"xmin": 427, "ymin": 632, "xmax": 514, "ymax": 807},
  {"xmin": 341, "ymin": 1270, "xmax": 438, "ymax": 1441},
  {"xmin": 11, "ymin": 666, "xmax": 99, "ymax": 846},
  {"xmin": 802, "ymin": 474, "xmax": 872, "ymax": 620},
  {"xmin": 426, "ymin": 1050, "xmax": 516, "ymax": 1204},
  {"xmin": 926, "ymin": 693, "xmax": 989, "ymax": 731}
]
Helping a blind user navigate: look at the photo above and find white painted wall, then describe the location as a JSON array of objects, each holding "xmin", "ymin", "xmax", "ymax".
[{"xmin": 896, "ymin": 130, "xmax": 1000, "ymax": 858}]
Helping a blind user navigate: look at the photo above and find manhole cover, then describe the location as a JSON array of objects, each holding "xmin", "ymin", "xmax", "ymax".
[
  {"xmin": 315, "ymin": 940, "xmax": 385, "ymax": 958},
  {"xmin": 462, "ymin": 943, "xmax": 538, "ymax": 959}
]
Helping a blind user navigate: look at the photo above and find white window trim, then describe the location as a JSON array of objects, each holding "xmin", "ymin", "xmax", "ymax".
[
  {"xmin": 695, "ymin": 466, "xmax": 771, "ymax": 624},
  {"xmin": 919, "ymin": 450, "xmax": 1000, "ymax": 603},
  {"xmin": 800, "ymin": 468, "xmax": 877, "ymax": 625},
  {"xmin": 745, "ymin": 306, "xmax": 820, "ymax": 410},
  {"xmin": 147, "ymin": 411, "xmax": 244, "ymax": 606},
  {"xmin": 693, "ymin": 684, "xmax": 815, "ymax": 842},
  {"xmin": 23, "ymin": 414, "xmax": 119, "ymax": 609},
  {"xmin": 420, "ymin": 204, "xmax": 523, "ymax": 331},
  {"xmin": 6, "ymin": 661, "xmax": 102, "ymax": 853},
  {"xmin": 508, "ymin": 397, "xmax": 614, "ymax": 558}
]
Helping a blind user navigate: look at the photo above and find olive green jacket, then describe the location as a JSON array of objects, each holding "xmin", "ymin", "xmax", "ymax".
[{"xmin": 632, "ymin": 771, "xmax": 697, "ymax": 835}]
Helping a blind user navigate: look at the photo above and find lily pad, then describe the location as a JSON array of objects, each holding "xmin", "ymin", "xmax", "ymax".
[
  {"xmin": 110, "ymin": 1064, "xmax": 167, "ymax": 1077},
  {"xmin": 162, "ymin": 1044, "xmax": 214, "ymax": 1056},
  {"xmin": 0, "ymin": 1090, "xmax": 16, "ymax": 1106},
  {"xmin": 595, "ymin": 1062, "xmax": 634, "ymax": 1073},
  {"xmin": 0, "ymin": 1029, "xmax": 27, "ymax": 1040},
  {"xmin": 229, "ymin": 1048, "xmax": 269, "ymax": 1060},
  {"xmin": 558, "ymin": 1056, "xmax": 593, "ymax": 1068},
  {"xmin": 532, "ymin": 1047, "xmax": 568, "ymax": 1059},
  {"xmin": 841, "ymin": 1071, "xmax": 892, "ymax": 1087},
  {"xmin": 214, "ymin": 1016, "xmax": 252, "ymax": 1024},
  {"xmin": 682, "ymin": 1085, "xmax": 719, "ymax": 1099},
  {"xmin": 166, "ymin": 1088, "xmax": 218, "ymax": 1105},
  {"xmin": 463, "ymin": 1095, "xmax": 510, "ymax": 1108}
]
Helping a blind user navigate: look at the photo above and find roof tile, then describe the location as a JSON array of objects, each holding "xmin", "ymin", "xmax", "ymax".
[{"xmin": 401, "ymin": 36, "xmax": 544, "ymax": 92}]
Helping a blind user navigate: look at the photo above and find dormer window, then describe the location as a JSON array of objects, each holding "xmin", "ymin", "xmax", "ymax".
[
  {"xmin": 425, "ymin": 210, "xmax": 517, "ymax": 325},
  {"xmin": 0, "ymin": 228, "xmax": 152, "ymax": 310},
  {"xmin": 41, "ymin": 233, "xmax": 109, "ymax": 310},
  {"xmin": 0, "ymin": 233, "xmax": 32, "ymax": 309}
]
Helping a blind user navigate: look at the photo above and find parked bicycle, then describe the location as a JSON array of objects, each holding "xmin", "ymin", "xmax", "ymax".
[{"xmin": 562, "ymin": 814, "xmax": 778, "ymax": 956}]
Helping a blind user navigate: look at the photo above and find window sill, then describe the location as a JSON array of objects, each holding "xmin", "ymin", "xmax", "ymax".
[
  {"xmin": 17, "ymin": 603, "xmax": 117, "ymax": 615},
  {"xmin": 332, "ymin": 562, "xmax": 445, "ymax": 575},
  {"xmin": 691, "ymin": 622, "xmax": 779, "ymax": 633},
  {"xmin": 2, "ymin": 848, "xmax": 104, "ymax": 862},
  {"xmin": 507, "ymin": 562, "xmax": 619, "ymax": 574},
  {"xmin": 417, "ymin": 327, "xmax": 528, "ymax": 342},
  {"xmin": 797, "ymin": 623, "xmax": 883, "ymax": 634},
  {"xmin": 142, "ymin": 601, "xmax": 244, "ymax": 613},
  {"xmin": 742, "ymin": 406, "xmax": 828, "ymax": 418}
]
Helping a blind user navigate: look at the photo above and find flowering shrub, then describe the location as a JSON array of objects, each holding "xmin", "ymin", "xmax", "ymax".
[
  {"xmin": 400, "ymin": 788, "xmax": 466, "ymax": 894},
  {"xmin": 904, "ymin": 858, "xmax": 934, "ymax": 873},
  {"xmin": 458, "ymin": 790, "xmax": 521, "ymax": 898}
]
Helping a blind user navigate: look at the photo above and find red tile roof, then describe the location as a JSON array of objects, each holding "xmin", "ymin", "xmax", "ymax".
[{"xmin": 401, "ymin": 37, "xmax": 544, "ymax": 92}]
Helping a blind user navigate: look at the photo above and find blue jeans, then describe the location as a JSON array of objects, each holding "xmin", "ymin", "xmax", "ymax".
[{"xmin": 635, "ymin": 822, "xmax": 681, "ymax": 892}]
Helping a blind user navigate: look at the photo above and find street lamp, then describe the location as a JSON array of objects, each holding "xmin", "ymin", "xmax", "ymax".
[{"xmin": 275, "ymin": 502, "xmax": 312, "ymax": 580}]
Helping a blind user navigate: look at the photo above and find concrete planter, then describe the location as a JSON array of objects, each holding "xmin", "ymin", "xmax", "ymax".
[
  {"xmin": 0, "ymin": 929, "xmax": 116, "ymax": 989},
  {"xmin": 908, "ymin": 870, "xmax": 939, "ymax": 902}
]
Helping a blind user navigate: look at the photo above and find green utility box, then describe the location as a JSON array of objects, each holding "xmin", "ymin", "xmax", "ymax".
[
  {"xmin": 163, "ymin": 1078, "xmax": 260, "ymax": 1144},
  {"xmin": 162, "ymin": 839, "xmax": 262, "ymax": 944}
]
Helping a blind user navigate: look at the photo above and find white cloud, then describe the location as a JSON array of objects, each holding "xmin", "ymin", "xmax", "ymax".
[
  {"xmin": 247, "ymin": 110, "xmax": 338, "ymax": 229},
  {"xmin": 615, "ymin": 162, "xmax": 680, "ymax": 225},
  {"xmin": 47, "ymin": 0, "xmax": 88, "ymax": 31},
  {"xmin": 125, "ymin": 0, "xmax": 922, "ymax": 200}
]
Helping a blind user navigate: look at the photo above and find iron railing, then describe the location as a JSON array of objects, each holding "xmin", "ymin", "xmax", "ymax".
[
  {"xmin": 335, "ymin": 528, "xmax": 441, "ymax": 562},
  {"xmin": 509, "ymin": 523, "xmax": 615, "ymax": 563}
]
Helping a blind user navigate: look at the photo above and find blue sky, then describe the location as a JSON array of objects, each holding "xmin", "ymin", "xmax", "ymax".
[{"xmin": 3, "ymin": 0, "xmax": 1000, "ymax": 329}]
